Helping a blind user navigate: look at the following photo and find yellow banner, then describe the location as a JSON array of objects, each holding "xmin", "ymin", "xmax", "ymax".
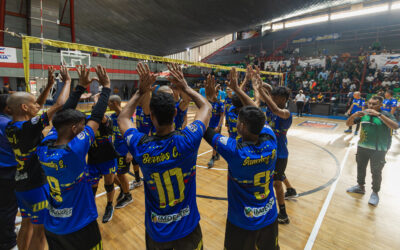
[{"xmin": 22, "ymin": 36, "xmax": 283, "ymax": 86}]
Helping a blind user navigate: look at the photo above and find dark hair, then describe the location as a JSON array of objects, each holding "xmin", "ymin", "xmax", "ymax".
[
  {"xmin": 0, "ymin": 94, "xmax": 8, "ymax": 113},
  {"xmin": 371, "ymin": 95, "xmax": 384, "ymax": 103},
  {"xmin": 150, "ymin": 91, "xmax": 176, "ymax": 126},
  {"xmin": 385, "ymin": 90, "xmax": 394, "ymax": 96},
  {"xmin": 238, "ymin": 106, "xmax": 266, "ymax": 135},
  {"xmin": 232, "ymin": 94, "xmax": 243, "ymax": 108},
  {"xmin": 271, "ymin": 86, "xmax": 290, "ymax": 101},
  {"xmin": 52, "ymin": 109, "xmax": 86, "ymax": 130}
]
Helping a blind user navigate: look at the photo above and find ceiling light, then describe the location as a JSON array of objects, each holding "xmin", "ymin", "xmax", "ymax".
[
  {"xmin": 392, "ymin": 2, "xmax": 400, "ymax": 10},
  {"xmin": 285, "ymin": 15, "xmax": 328, "ymax": 28},
  {"xmin": 331, "ymin": 4, "xmax": 389, "ymax": 20}
]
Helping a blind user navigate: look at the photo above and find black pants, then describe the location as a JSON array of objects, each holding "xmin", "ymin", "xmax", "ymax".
[
  {"xmin": 0, "ymin": 177, "xmax": 18, "ymax": 250},
  {"xmin": 356, "ymin": 147, "xmax": 387, "ymax": 193},
  {"xmin": 145, "ymin": 223, "xmax": 203, "ymax": 250},
  {"xmin": 45, "ymin": 220, "xmax": 102, "ymax": 250},
  {"xmin": 296, "ymin": 101, "xmax": 304, "ymax": 116},
  {"xmin": 349, "ymin": 122, "xmax": 360, "ymax": 131},
  {"xmin": 224, "ymin": 219, "xmax": 279, "ymax": 250}
]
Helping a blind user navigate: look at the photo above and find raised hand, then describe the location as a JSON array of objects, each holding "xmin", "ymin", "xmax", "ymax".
[
  {"xmin": 59, "ymin": 65, "xmax": 71, "ymax": 83},
  {"xmin": 205, "ymin": 74, "xmax": 217, "ymax": 100},
  {"xmin": 167, "ymin": 63, "xmax": 189, "ymax": 91},
  {"xmin": 137, "ymin": 62, "xmax": 157, "ymax": 95},
  {"xmin": 227, "ymin": 67, "xmax": 239, "ymax": 90},
  {"xmin": 76, "ymin": 65, "xmax": 97, "ymax": 88},
  {"xmin": 95, "ymin": 65, "xmax": 111, "ymax": 88},
  {"xmin": 47, "ymin": 66, "xmax": 56, "ymax": 87}
]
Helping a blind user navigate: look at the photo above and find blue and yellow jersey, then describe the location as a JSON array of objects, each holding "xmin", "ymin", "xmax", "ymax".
[
  {"xmin": 224, "ymin": 97, "xmax": 232, "ymax": 118},
  {"xmin": 351, "ymin": 98, "xmax": 365, "ymax": 114},
  {"xmin": 226, "ymin": 106, "xmax": 240, "ymax": 140},
  {"xmin": 5, "ymin": 113, "xmax": 48, "ymax": 191},
  {"xmin": 265, "ymin": 108, "xmax": 292, "ymax": 159},
  {"xmin": 210, "ymin": 126, "xmax": 278, "ymax": 230},
  {"xmin": 110, "ymin": 113, "xmax": 133, "ymax": 156},
  {"xmin": 136, "ymin": 106, "xmax": 154, "ymax": 135},
  {"xmin": 381, "ymin": 98, "xmax": 397, "ymax": 113},
  {"xmin": 37, "ymin": 126, "xmax": 98, "ymax": 234},
  {"xmin": 209, "ymin": 101, "xmax": 224, "ymax": 129},
  {"xmin": 174, "ymin": 101, "xmax": 188, "ymax": 131},
  {"xmin": 124, "ymin": 120, "xmax": 205, "ymax": 242},
  {"xmin": 0, "ymin": 113, "xmax": 17, "ymax": 168}
]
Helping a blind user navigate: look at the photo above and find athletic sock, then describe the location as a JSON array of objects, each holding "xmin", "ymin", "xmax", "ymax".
[
  {"xmin": 279, "ymin": 204, "xmax": 287, "ymax": 216},
  {"xmin": 107, "ymin": 201, "xmax": 112, "ymax": 207},
  {"xmin": 134, "ymin": 170, "xmax": 140, "ymax": 182}
]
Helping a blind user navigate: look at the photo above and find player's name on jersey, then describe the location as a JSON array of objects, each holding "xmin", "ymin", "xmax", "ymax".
[
  {"xmin": 142, "ymin": 146, "xmax": 181, "ymax": 164},
  {"xmin": 243, "ymin": 150, "xmax": 276, "ymax": 166},
  {"xmin": 151, "ymin": 206, "xmax": 190, "ymax": 224},
  {"xmin": 244, "ymin": 197, "xmax": 275, "ymax": 218}
]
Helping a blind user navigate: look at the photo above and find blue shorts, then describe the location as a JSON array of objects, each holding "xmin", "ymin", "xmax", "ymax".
[
  {"xmin": 15, "ymin": 184, "xmax": 49, "ymax": 224},
  {"xmin": 88, "ymin": 159, "xmax": 117, "ymax": 185}
]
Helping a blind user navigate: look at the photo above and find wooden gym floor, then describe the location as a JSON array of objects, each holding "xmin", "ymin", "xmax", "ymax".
[{"xmin": 75, "ymin": 105, "xmax": 400, "ymax": 249}]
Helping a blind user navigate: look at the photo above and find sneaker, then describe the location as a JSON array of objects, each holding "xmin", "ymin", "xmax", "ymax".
[
  {"xmin": 116, "ymin": 190, "xmax": 124, "ymax": 203},
  {"xmin": 344, "ymin": 129, "xmax": 352, "ymax": 134},
  {"xmin": 115, "ymin": 193, "xmax": 133, "ymax": 209},
  {"xmin": 102, "ymin": 204, "xmax": 114, "ymax": 223},
  {"xmin": 277, "ymin": 213, "xmax": 290, "ymax": 224},
  {"xmin": 285, "ymin": 188, "xmax": 299, "ymax": 199},
  {"xmin": 354, "ymin": 131, "xmax": 358, "ymax": 136},
  {"xmin": 207, "ymin": 156, "xmax": 215, "ymax": 169},
  {"xmin": 133, "ymin": 178, "xmax": 144, "ymax": 188},
  {"xmin": 368, "ymin": 192, "xmax": 379, "ymax": 206},
  {"xmin": 346, "ymin": 185, "xmax": 365, "ymax": 194},
  {"xmin": 215, "ymin": 154, "xmax": 220, "ymax": 161}
]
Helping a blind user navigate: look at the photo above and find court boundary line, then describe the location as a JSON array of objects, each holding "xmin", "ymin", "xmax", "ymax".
[{"xmin": 304, "ymin": 142, "xmax": 354, "ymax": 250}]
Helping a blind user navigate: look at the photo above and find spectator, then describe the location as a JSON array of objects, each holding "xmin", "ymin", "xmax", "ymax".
[{"xmin": 294, "ymin": 90, "xmax": 306, "ymax": 117}]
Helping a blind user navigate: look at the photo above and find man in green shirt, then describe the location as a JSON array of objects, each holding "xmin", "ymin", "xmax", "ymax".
[{"xmin": 346, "ymin": 96, "xmax": 399, "ymax": 206}]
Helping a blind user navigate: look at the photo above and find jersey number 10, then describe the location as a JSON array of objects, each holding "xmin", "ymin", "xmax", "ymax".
[{"xmin": 151, "ymin": 167, "xmax": 185, "ymax": 209}]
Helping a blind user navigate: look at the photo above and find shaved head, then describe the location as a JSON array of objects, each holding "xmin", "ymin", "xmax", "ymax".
[
  {"xmin": 7, "ymin": 92, "xmax": 35, "ymax": 114},
  {"xmin": 157, "ymin": 85, "xmax": 173, "ymax": 95},
  {"xmin": 109, "ymin": 95, "xmax": 121, "ymax": 104}
]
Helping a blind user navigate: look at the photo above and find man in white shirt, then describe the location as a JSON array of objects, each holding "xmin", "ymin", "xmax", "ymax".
[
  {"xmin": 294, "ymin": 90, "xmax": 306, "ymax": 117},
  {"xmin": 369, "ymin": 59, "xmax": 377, "ymax": 74},
  {"xmin": 381, "ymin": 78, "xmax": 392, "ymax": 88}
]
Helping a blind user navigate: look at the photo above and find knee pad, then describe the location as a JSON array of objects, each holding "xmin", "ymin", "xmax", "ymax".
[{"xmin": 104, "ymin": 183, "xmax": 114, "ymax": 193}]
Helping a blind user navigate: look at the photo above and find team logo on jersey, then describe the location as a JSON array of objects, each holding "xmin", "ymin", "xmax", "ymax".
[
  {"xmin": 218, "ymin": 136, "xmax": 228, "ymax": 145},
  {"xmin": 31, "ymin": 116, "xmax": 40, "ymax": 125},
  {"xmin": 187, "ymin": 123, "xmax": 198, "ymax": 133},
  {"xmin": 244, "ymin": 197, "xmax": 275, "ymax": 218},
  {"xmin": 151, "ymin": 206, "xmax": 190, "ymax": 224},
  {"xmin": 77, "ymin": 132, "xmax": 86, "ymax": 140}
]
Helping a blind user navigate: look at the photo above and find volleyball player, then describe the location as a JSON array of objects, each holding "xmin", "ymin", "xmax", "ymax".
[
  {"xmin": 203, "ymin": 67, "xmax": 279, "ymax": 250},
  {"xmin": 345, "ymin": 91, "xmax": 365, "ymax": 135},
  {"xmin": 254, "ymin": 72, "xmax": 293, "ymax": 224},
  {"xmin": 5, "ymin": 66, "xmax": 71, "ymax": 250},
  {"xmin": 118, "ymin": 63, "xmax": 211, "ymax": 249},
  {"xmin": 36, "ymin": 65, "xmax": 110, "ymax": 249},
  {"xmin": 108, "ymin": 95, "xmax": 134, "ymax": 208},
  {"xmin": 204, "ymin": 74, "xmax": 224, "ymax": 168}
]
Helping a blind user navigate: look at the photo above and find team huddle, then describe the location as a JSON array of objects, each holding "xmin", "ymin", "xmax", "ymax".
[{"xmin": 1, "ymin": 63, "xmax": 298, "ymax": 250}]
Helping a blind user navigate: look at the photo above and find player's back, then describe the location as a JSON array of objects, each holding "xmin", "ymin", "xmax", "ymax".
[
  {"xmin": 265, "ymin": 108, "xmax": 292, "ymax": 158},
  {"xmin": 213, "ymin": 126, "xmax": 278, "ymax": 230},
  {"xmin": 136, "ymin": 106, "xmax": 153, "ymax": 135},
  {"xmin": 37, "ymin": 126, "xmax": 97, "ymax": 235},
  {"xmin": 125, "ymin": 120, "xmax": 205, "ymax": 242}
]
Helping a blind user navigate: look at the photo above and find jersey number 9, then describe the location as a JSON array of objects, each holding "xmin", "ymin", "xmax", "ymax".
[
  {"xmin": 47, "ymin": 176, "xmax": 63, "ymax": 203},
  {"xmin": 254, "ymin": 170, "xmax": 271, "ymax": 200}
]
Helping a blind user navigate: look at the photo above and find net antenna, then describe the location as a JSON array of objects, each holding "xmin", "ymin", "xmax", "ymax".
[{"xmin": 60, "ymin": 50, "xmax": 91, "ymax": 68}]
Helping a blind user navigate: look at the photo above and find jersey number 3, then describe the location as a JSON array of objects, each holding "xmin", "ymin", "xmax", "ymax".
[{"xmin": 151, "ymin": 168, "xmax": 185, "ymax": 208}]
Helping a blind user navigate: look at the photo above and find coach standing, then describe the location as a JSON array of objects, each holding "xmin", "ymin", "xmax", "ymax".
[
  {"xmin": 346, "ymin": 96, "xmax": 399, "ymax": 206},
  {"xmin": 0, "ymin": 94, "xmax": 18, "ymax": 250}
]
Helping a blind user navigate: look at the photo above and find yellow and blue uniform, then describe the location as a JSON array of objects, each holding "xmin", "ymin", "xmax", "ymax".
[
  {"xmin": 265, "ymin": 108, "xmax": 292, "ymax": 159},
  {"xmin": 124, "ymin": 120, "xmax": 205, "ymax": 242},
  {"xmin": 87, "ymin": 116, "xmax": 118, "ymax": 184},
  {"xmin": 209, "ymin": 101, "xmax": 224, "ymax": 129},
  {"xmin": 224, "ymin": 97, "xmax": 232, "ymax": 121},
  {"xmin": 350, "ymin": 98, "xmax": 365, "ymax": 114},
  {"xmin": 0, "ymin": 113, "xmax": 17, "ymax": 169},
  {"xmin": 5, "ymin": 113, "xmax": 50, "ymax": 224},
  {"xmin": 37, "ymin": 126, "xmax": 98, "ymax": 234},
  {"xmin": 136, "ymin": 106, "xmax": 154, "ymax": 135},
  {"xmin": 381, "ymin": 98, "xmax": 397, "ymax": 113},
  {"xmin": 110, "ymin": 113, "xmax": 134, "ymax": 173},
  {"xmin": 226, "ymin": 106, "xmax": 240, "ymax": 140},
  {"xmin": 174, "ymin": 101, "xmax": 187, "ymax": 131},
  {"xmin": 208, "ymin": 126, "xmax": 278, "ymax": 230}
]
